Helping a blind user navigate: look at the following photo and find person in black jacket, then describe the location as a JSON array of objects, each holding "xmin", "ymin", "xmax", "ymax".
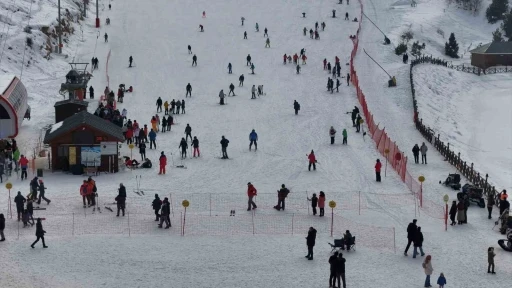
[
  {"xmin": 159, "ymin": 197, "xmax": 171, "ymax": 229},
  {"xmin": 89, "ymin": 86, "xmax": 94, "ymax": 99},
  {"xmin": 37, "ymin": 179, "xmax": 51, "ymax": 205},
  {"xmin": 0, "ymin": 213, "xmax": 5, "ymax": 241},
  {"xmin": 26, "ymin": 199, "xmax": 35, "ymax": 226},
  {"xmin": 30, "ymin": 177, "xmax": 40, "ymax": 200},
  {"xmin": 192, "ymin": 136, "xmax": 200, "ymax": 157},
  {"xmin": 413, "ymin": 226, "xmax": 425, "ymax": 258},
  {"xmin": 412, "ymin": 144, "xmax": 420, "ymax": 164},
  {"xmin": 308, "ymin": 193, "xmax": 318, "ymax": 215},
  {"xmin": 152, "ymin": 194, "xmax": 162, "ymax": 221},
  {"xmin": 14, "ymin": 191, "xmax": 26, "ymax": 221},
  {"xmin": 305, "ymin": 226, "xmax": 317, "ymax": 260},
  {"xmin": 404, "ymin": 219, "xmax": 417, "ymax": 256},
  {"xmin": 220, "ymin": 136, "xmax": 230, "ymax": 159},
  {"xmin": 139, "ymin": 141, "xmax": 146, "ymax": 161},
  {"xmin": 156, "ymin": 97, "xmax": 163, "ymax": 113},
  {"xmin": 186, "ymin": 83, "xmax": 192, "ymax": 97},
  {"xmin": 336, "ymin": 253, "xmax": 347, "ymax": 288},
  {"xmin": 116, "ymin": 183, "xmax": 127, "ymax": 217},
  {"xmin": 351, "ymin": 106, "xmax": 359, "ymax": 127},
  {"xmin": 179, "ymin": 138, "xmax": 188, "ymax": 159},
  {"xmin": 239, "ymin": 74, "xmax": 244, "ymax": 87},
  {"xmin": 449, "ymin": 200, "xmax": 457, "ymax": 225},
  {"xmin": 31, "ymin": 218, "xmax": 47, "ymax": 248},
  {"xmin": 228, "ymin": 83, "xmax": 235, "ymax": 96},
  {"xmin": 192, "ymin": 54, "xmax": 197, "ymax": 66},
  {"xmin": 185, "ymin": 124, "xmax": 192, "ymax": 142},
  {"xmin": 329, "ymin": 251, "xmax": 339, "ymax": 287},
  {"xmin": 246, "ymin": 54, "xmax": 252, "ymax": 66},
  {"xmin": 293, "ymin": 100, "xmax": 300, "ymax": 115}
]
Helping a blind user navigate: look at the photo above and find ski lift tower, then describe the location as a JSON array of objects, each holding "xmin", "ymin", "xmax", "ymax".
[{"xmin": 60, "ymin": 63, "xmax": 92, "ymax": 101}]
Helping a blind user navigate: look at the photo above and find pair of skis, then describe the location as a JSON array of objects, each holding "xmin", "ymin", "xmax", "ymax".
[{"xmin": 134, "ymin": 175, "xmax": 145, "ymax": 196}]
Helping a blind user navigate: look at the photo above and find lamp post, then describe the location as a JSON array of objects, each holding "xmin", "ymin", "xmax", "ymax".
[
  {"xmin": 329, "ymin": 200, "xmax": 336, "ymax": 237},
  {"xmin": 182, "ymin": 200, "xmax": 189, "ymax": 236}
]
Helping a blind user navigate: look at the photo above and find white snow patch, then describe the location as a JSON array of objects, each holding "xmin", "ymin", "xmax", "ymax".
[{"xmin": 49, "ymin": 121, "xmax": 63, "ymax": 133}]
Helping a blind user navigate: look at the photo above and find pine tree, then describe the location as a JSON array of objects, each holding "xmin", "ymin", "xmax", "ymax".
[
  {"xmin": 502, "ymin": 9, "xmax": 512, "ymax": 40},
  {"xmin": 411, "ymin": 41, "xmax": 426, "ymax": 58},
  {"xmin": 492, "ymin": 28, "xmax": 504, "ymax": 42},
  {"xmin": 445, "ymin": 33, "xmax": 460, "ymax": 58},
  {"xmin": 486, "ymin": 0, "xmax": 509, "ymax": 24}
]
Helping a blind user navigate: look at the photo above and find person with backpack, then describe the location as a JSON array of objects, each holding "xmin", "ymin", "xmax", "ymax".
[
  {"xmin": 152, "ymin": 194, "xmax": 162, "ymax": 221},
  {"xmin": 247, "ymin": 182, "xmax": 257, "ymax": 211},
  {"xmin": 275, "ymin": 184, "xmax": 289, "ymax": 211},
  {"xmin": 305, "ymin": 227, "xmax": 317, "ymax": 260},
  {"xmin": 293, "ymin": 100, "xmax": 300, "ymax": 115},
  {"xmin": 159, "ymin": 197, "xmax": 171, "ymax": 229},
  {"xmin": 179, "ymin": 138, "xmax": 188, "ymax": 159},
  {"xmin": 249, "ymin": 129, "xmax": 258, "ymax": 151},
  {"xmin": 192, "ymin": 136, "xmax": 200, "ymax": 157},
  {"xmin": 220, "ymin": 136, "xmax": 230, "ymax": 159},
  {"xmin": 308, "ymin": 150, "xmax": 316, "ymax": 171},
  {"xmin": 329, "ymin": 126, "xmax": 337, "ymax": 144},
  {"xmin": 116, "ymin": 183, "xmax": 127, "ymax": 217},
  {"xmin": 413, "ymin": 226, "xmax": 425, "ymax": 258},
  {"xmin": 307, "ymin": 193, "xmax": 318, "ymax": 215},
  {"xmin": 31, "ymin": 218, "xmax": 47, "ymax": 248}
]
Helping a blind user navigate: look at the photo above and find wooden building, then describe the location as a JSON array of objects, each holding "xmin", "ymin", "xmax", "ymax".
[
  {"xmin": 470, "ymin": 42, "xmax": 512, "ymax": 69},
  {"xmin": 54, "ymin": 99, "xmax": 88, "ymax": 123},
  {"xmin": 43, "ymin": 111, "xmax": 123, "ymax": 174}
]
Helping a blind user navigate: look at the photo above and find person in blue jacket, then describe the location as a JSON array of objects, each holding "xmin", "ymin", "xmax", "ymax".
[
  {"xmin": 148, "ymin": 129, "xmax": 157, "ymax": 149},
  {"xmin": 249, "ymin": 129, "xmax": 258, "ymax": 151}
]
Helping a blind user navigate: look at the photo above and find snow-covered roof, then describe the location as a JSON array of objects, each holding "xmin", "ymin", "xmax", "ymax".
[
  {"xmin": 470, "ymin": 42, "xmax": 512, "ymax": 54},
  {"xmin": 0, "ymin": 74, "xmax": 16, "ymax": 96},
  {"xmin": 49, "ymin": 121, "xmax": 64, "ymax": 133}
]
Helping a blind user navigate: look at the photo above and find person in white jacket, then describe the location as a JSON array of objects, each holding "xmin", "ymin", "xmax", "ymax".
[
  {"xmin": 422, "ymin": 255, "xmax": 433, "ymax": 287},
  {"xmin": 420, "ymin": 142, "xmax": 428, "ymax": 164},
  {"xmin": 251, "ymin": 85, "xmax": 256, "ymax": 99}
]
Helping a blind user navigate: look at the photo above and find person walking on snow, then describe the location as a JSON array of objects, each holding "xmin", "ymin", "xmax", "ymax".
[
  {"xmin": 14, "ymin": 191, "xmax": 26, "ymax": 221},
  {"xmin": 412, "ymin": 144, "xmax": 420, "ymax": 164},
  {"xmin": 228, "ymin": 83, "xmax": 236, "ymax": 96},
  {"xmin": 246, "ymin": 54, "xmax": 252, "ymax": 66},
  {"xmin": 149, "ymin": 129, "xmax": 157, "ymax": 149},
  {"xmin": 307, "ymin": 193, "xmax": 318, "ymax": 215},
  {"xmin": 220, "ymin": 136, "xmax": 230, "ymax": 159},
  {"xmin": 228, "ymin": 63, "xmax": 233, "ymax": 74},
  {"xmin": 152, "ymin": 194, "xmax": 162, "ymax": 221},
  {"xmin": 303, "ymin": 27, "xmax": 307, "ymax": 36},
  {"xmin": 293, "ymin": 100, "xmax": 300, "ymax": 115},
  {"xmin": 308, "ymin": 150, "xmax": 316, "ymax": 171},
  {"xmin": 263, "ymin": 27, "xmax": 268, "ymax": 37},
  {"xmin": 30, "ymin": 218, "xmax": 47, "ymax": 248},
  {"xmin": 186, "ymin": 83, "xmax": 192, "ymax": 97},
  {"xmin": 422, "ymin": 255, "xmax": 434, "ymax": 287},
  {"xmin": 449, "ymin": 200, "xmax": 457, "ymax": 225},
  {"xmin": 37, "ymin": 179, "xmax": 50, "ymax": 205},
  {"xmin": 318, "ymin": 191, "xmax": 326, "ymax": 216},
  {"xmin": 329, "ymin": 252, "xmax": 339, "ymax": 287},
  {"xmin": 179, "ymin": 138, "xmax": 188, "ymax": 159},
  {"xmin": 249, "ymin": 129, "xmax": 258, "ymax": 151},
  {"xmin": 351, "ymin": 106, "xmax": 359, "ymax": 126},
  {"xmin": 413, "ymin": 226, "xmax": 425, "ymax": 258},
  {"xmin": 158, "ymin": 152, "xmax": 167, "ymax": 174},
  {"xmin": 104, "ymin": 33, "xmax": 108, "ymax": 42},
  {"xmin": 487, "ymin": 192, "xmax": 495, "ymax": 219},
  {"xmin": 329, "ymin": 126, "xmax": 337, "ymax": 144},
  {"xmin": 192, "ymin": 54, "xmax": 197, "ymax": 66},
  {"xmin": 305, "ymin": 227, "xmax": 317, "ymax": 260},
  {"xmin": 335, "ymin": 79, "xmax": 341, "ymax": 92},
  {"xmin": 375, "ymin": 159, "xmax": 382, "ymax": 182},
  {"xmin": 356, "ymin": 114, "xmax": 362, "ymax": 132},
  {"xmin": 296, "ymin": 64, "xmax": 301, "ymax": 74},
  {"xmin": 251, "ymin": 85, "xmax": 257, "ymax": 99},
  {"xmin": 488, "ymin": 247, "xmax": 496, "ymax": 274},
  {"xmin": 192, "ymin": 136, "xmax": 200, "ymax": 157},
  {"xmin": 255, "ymin": 23, "xmax": 259, "ymax": 32},
  {"xmin": 247, "ymin": 182, "xmax": 257, "ymax": 211},
  {"xmin": 159, "ymin": 197, "xmax": 171, "ymax": 228},
  {"xmin": 129, "ymin": 56, "xmax": 133, "ymax": 67},
  {"xmin": 404, "ymin": 219, "xmax": 417, "ymax": 256},
  {"xmin": 420, "ymin": 142, "xmax": 428, "ymax": 164},
  {"xmin": 265, "ymin": 38, "xmax": 270, "ymax": 48},
  {"xmin": 156, "ymin": 97, "xmax": 163, "ymax": 112},
  {"xmin": 250, "ymin": 63, "xmax": 255, "ymax": 74},
  {"xmin": 185, "ymin": 124, "xmax": 192, "ymax": 142},
  {"xmin": 188, "ymin": 45, "xmax": 192, "ymax": 54},
  {"xmin": 239, "ymin": 74, "xmax": 245, "ymax": 87},
  {"xmin": 164, "ymin": 101, "xmax": 169, "ymax": 115},
  {"xmin": 342, "ymin": 128, "xmax": 348, "ymax": 145},
  {"xmin": 321, "ymin": 22, "xmax": 326, "ymax": 31}
]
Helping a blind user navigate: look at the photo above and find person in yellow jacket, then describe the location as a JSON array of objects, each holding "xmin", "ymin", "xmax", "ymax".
[
  {"xmin": 163, "ymin": 101, "xmax": 169, "ymax": 115},
  {"xmin": 151, "ymin": 116, "xmax": 158, "ymax": 133}
]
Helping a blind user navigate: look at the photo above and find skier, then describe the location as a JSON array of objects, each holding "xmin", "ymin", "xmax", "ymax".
[
  {"xmin": 139, "ymin": 141, "xmax": 146, "ymax": 161},
  {"xmin": 188, "ymin": 45, "xmax": 192, "ymax": 54},
  {"xmin": 239, "ymin": 74, "xmax": 245, "ymax": 87},
  {"xmin": 255, "ymin": 23, "xmax": 259, "ymax": 32},
  {"xmin": 129, "ymin": 56, "xmax": 133, "ymax": 67},
  {"xmin": 332, "ymin": 9, "xmax": 336, "ymax": 17},
  {"xmin": 293, "ymin": 100, "xmax": 300, "ymax": 115},
  {"xmin": 181, "ymin": 99, "xmax": 186, "ymax": 114},
  {"xmin": 192, "ymin": 136, "xmax": 200, "ymax": 157},
  {"xmin": 164, "ymin": 101, "xmax": 169, "ymax": 115},
  {"xmin": 244, "ymin": 31, "xmax": 247, "ymax": 39},
  {"xmin": 152, "ymin": 194, "xmax": 162, "ymax": 221},
  {"xmin": 420, "ymin": 142, "xmax": 428, "ymax": 164},
  {"xmin": 30, "ymin": 218, "xmax": 47, "ymax": 248},
  {"xmin": 89, "ymin": 86, "xmax": 94, "ymax": 99},
  {"xmin": 302, "ymin": 54, "xmax": 307, "ymax": 64},
  {"xmin": 247, "ymin": 182, "xmax": 257, "ymax": 211},
  {"xmin": 303, "ymin": 27, "xmax": 307, "ymax": 36},
  {"xmin": 275, "ymin": 184, "xmax": 289, "ymax": 210},
  {"xmin": 404, "ymin": 219, "xmax": 417, "ymax": 256},
  {"xmin": 14, "ymin": 191, "xmax": 26, "ymax": 221},
  {"xmin": 412, "ymin": 144, "xmax": 420, "ymax": 164},
  {"xmin": 329, "ymin": 126, "xmax": 337, "ymax": 144},
  {"xmin": 335, "ymin": 78, "xmax": 341, "ymax": 92},
  {"xmin": 241, "ymin": 17, "xmax": 245, "ymax": 26},
  {"xmin": 249, "ymin": 129, "xmax": 258, "ymax": 151},
  {"xmin": 179, "ymin": 138, "xmax": 188, "ymax": 159},
  {"xmin": 356, "ymin": 114, "xmax": 362, "ymax": 132},
  {"xmin": 327, "ymin": 62, "xmax": 332, "ymax": 73},
  {"xmin": 192, "ymin": 54, "xmax": 197, "ymax": 66},
  {"xmin": 308, "ymin": 150, "xmax": 316, "ymax": 171},
  {"xmin": 246, "ymin": 54, "xmax": 252, "ymax": 66},
  {"xmin": 104, "ymin": 33, "xmax": 108, "ymax": 42},
  {"xmin": 257, "ymin": 85, "xmax": 263, "ymax": 96},
  {"xmin": 199, "ymin": 24, "xmax": 204, "ymax": 32},
  {"xmin": 158, "ymin": 152, "xmax": 167, "ymax": 174},
  {"xmin": 375, "ymin": 159, "xmax": 382, "ymax": 182},
  {"xmin": 37, "ymin": 179, "xmax": 50, "ymax": 205},
  {"xmin": 186, "ymin": 83, "xmax": 192, "ymax": 97},
  {"xmin": 309, "ymin": 29, "xmax": 314, "ymax": 39},
  {"xmin": 116, "ymin": 183, "xmax": 127, "ymax": 216},
  {"xmin": 228, "ymin": 63, "xmax": 232, "ymax": 74},
  {"xmin": 265, "ymin": 38, "xmax": 270, "ymax": 48},
  {"xmin": 321, "ymin": 22, "xmax": 326, "ymax": 31},
  {"xmin": 185, "ymin": 124, "xmax": 192, "ymax": 142},
  {"xmin": 220, "ymin": 136, "xmax": 230, "ymax": 159},
  {"xmin": 250, "ymin": 63, "xmax": 255, "ymax": 74},
  {"xmin": 159, "ymin": 197, "xmax": 171, "ymax": 229},
  {"xmin": 345, "ymin": 12, "xmax": 349, "ymax": 20},
  {"xmin": 251, "ymin": 85, "xmax": 256, "ymax": 99},
  {"xmin": 219, "ymin": 89, "xmax": 226, "ymax": 105},
  {"xmin": 156, "ymin": 97, "xmax": 163, "ymax": 112},
  {"xmin": 307, "ymin": 193, "xmax": 318, "ymax": 215},
  {"xmin": 264, "ymin": 27, "xmax": 268, "ymax": 37},
  {"xmin": 149, "ymin": 129, "xmax": 157, "ymax": 149},
  {"xmin": 228, "ymin": 83, "xmax": 235, "ymax": 96},
  {"xmin": 296, "ymin": 64, "xmax": 301, "ymax": 74},
  {"xmin": 342, "ymin": 129, "xmax": 348, "ymax": 145},
  {"xmin": 323, "ymin": 58, "xmax": 327, "ymax": 70},
  {"xmin": 351, "ymin": 106, "xmax": 359, "ymax": 126},
  {"xmin": 347, "ymin": 73, "xmax": 350, "ymax": 86},
  {"xmin": 305, "ymin": 227, "xmax": 317, "ymax": 260},
  {"xmin": 283, "ymin": 54, "xmax": 287, "ymax": 64}
]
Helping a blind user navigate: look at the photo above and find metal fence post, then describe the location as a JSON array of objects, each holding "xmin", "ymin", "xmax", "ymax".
[{"xmin": 127, "ymin": 212, "xmax": 130, "ymax": 237}]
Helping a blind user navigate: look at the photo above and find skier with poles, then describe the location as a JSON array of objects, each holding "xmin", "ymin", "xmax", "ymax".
[
  {"xmin": 308, "ymin": 150, "xmax": 317, "ymax": 171},
  {"xmin": 192, "ymin": 136, "xmax": 200, "ymax": 157},
  {"xmin": 179, "ymin": 138, "xmax": 188, "ymax": 159},
  {"xmin": 249, "ymin": 129, "xmax": 258, "ymax": 151},
  {"xmin": 186, "ymin": 83, "xmax": 192, "ymax": 97},
  {"xmin": 247, "ymin": 182, "xmax": 257, "ymax": 211},
  {"xmin": 228, "ymin": 83, "xmax": 236, "ymax": 96},
  {"xmin": 220, "ymin": 136, "xmax": 230, "ymax": 159},
  {"xmin": 185, "ymin": 124, "xmax": 192, "ymax": 142},
  {"xmin": 129, "ymin": 56, "xmax": 133, "ymax": 67},
  {"xmin": 158, "ymin": 152, "xmax": 167, "ymax": 175}
]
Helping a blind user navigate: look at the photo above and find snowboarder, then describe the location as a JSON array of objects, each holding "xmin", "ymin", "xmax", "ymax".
[
  {"xmin": 192, "ymin": 54, "xmax": 197, "ymax": 66},
  {"xmin": 104, "ymin": 33, "xmax": 108, "ymax": 42},
  {"xmin": 264, "ymin": 27, "xmax": 268, "ymax": 37},
  {"xmin": 220, "ymin": 136, "xmax": 230, "ymax": 159},
  {"xmin": 247, "ymin": 182, "xmax": 257, "ymax": 211},
  {"xmin": 488, "ymin": 247, "xmax": 496, "ymax": 274},
  {"xmin": 116, "ymin": 183, "xmax": 127, "ymax": 216},
  {"xmin": 239, "ymin": 74, "xmax": 245, "ymax": 87},
  {"xmin": 246, "ymin": 54, "xmax": 252, "ymax": 66},
  {"xmin": 265, "ymin": 38, "xmax": 270, "ymax": 48},
  {"xmin": 37, "ymin": 179, "xmax": 50, "ymax": 205},
  {"xmin": 249, "ymin": 129, "xmax": 258, "ymax": 151},
  {"xmin": 179, "ymin": 138, "xmax": 188, "ymax": 159},
  {"xmin": 129, "ymin": 56, "xmax": 133, "ymax": 67},
  {"xmin": 185, "ymin": 83, "xmax": 192, "ymax": 97},
  {"xmin": 275, "ymin": 184, "xmax": 289, "ymax": 210},
  {"xmin": 156, "ymin": 97, "xmax": 163, "ymax": 112},
  {"xmin": 241, "ymin": 17, "xmax": 245, "ymax": 26},
  {"xmin": 228, "ymin": 83, "xmax": 235, "ymax": 96},
  {"xmin": 329, "ymin": 126, "xmax": 337, "ymax": 144},
  {"xmin": 296, "ymin": 64, "xmax": 301, "ymax": 74},
  {"xmin": 188, "ymin": 45, "xmax": 192, "ymax": 54},
  {"xmin": 192, "ymin": 136, "xmax": 200, "ymax": 157},
  {"xmin": 375, "ymin": 159, "xmax": 382, "ymax": 182},
  {"xmin": 185, "ymin": 124, "xmax": 192, "ymax": 142},
  {"xmin": 219, "ymin": 89, "xmax": 226, "ymax": 105},
  {"xmin": 342, "ymin": 129, "xmax": 347, "ymax": 145},
  {"xmin": 251, "ymin": 85, "xmax": 256, "ymax": 99},
  {"xmin": 412, "ymin": 144, "xmax": 420, "ymax": 164},
  {"xmin": 420, "ymin": 142, "xmax": 428, "ymax": 164},
  {"xmin": 199, "ymin": 24, "xmax": 204, "ymax": 32},
  {"xmin": 89, "ymin": 86, "xmax": 94, "ymax": 99},
  {"xmin": 307, "ymin": 193, "xmax": 318, "ymax": 215},
  {"xmin": 149, "ymin": 129, "xmax": 157, "ymax": 149},
  {"xmin": 152, "ymin": 194, "xmax": 162, "ymax": 221},
  {"xmin": 158, "ymin": 152, "xmax": 166, "ymax": 174},
  {"xmin": 305, "ymin": 227, "xmax": 317, "ymax": 260},
  {"xmin": 250, "ymin": 63, "xmax": 255, "ymax": 74},
  {"xmin": 308, "ymin": 150, "xmax": 316, "ymax": 171},
  {"xmin": 413, "ymin": 226, "xmax": 425, "ymax": 258},
  {"xmin": 255, "ymin": 23, "xmax": 259, "ymax": 32},
  {"xmin": 293, "ymin": 100, "xmax": 300, "ymax": 115},
  {"xmin": 159, "ymin": 198, "xmax": 171, "ymax": 228},
  {"xmin": 404, "ymin": 219, "xmax": 417, "ymax": 256},
  {"xmin": 244, "ymin": 31, "xmax": 247, "ymax": 39},
  {"xmin": 14, "ymin": 191, "xmax": 26, "ymax": 221},
  {"xmin": 228, "ymin": 63, "xmax": 232, "ymax": 74},
  {"xmin": 30, "ymin": 218, "xmax": 47, "ymax": 248}
]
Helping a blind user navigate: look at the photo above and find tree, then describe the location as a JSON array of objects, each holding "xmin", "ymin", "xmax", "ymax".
[
  {"xmin": 502, "ymin": 9, "xmax": 512, "ymax": 40},
  {"xmin": 486, "ymin": 0, "xmax": 509, "ymax": 24},
  {"xmin": 395, "ymin": 43, "xmax": 408, "ymax": 55},
  {"xmin": 411, "ymin": 41, "xmax": 426, "ymax": 58},
  {"xmin": 445, "ymin": 33, "xmax": 460, "ymax": 58},
  {"xmin": 400, "ymin": 30, "xmax": 414, "ymax": 44},
  {"xmin": 492, "ymin": 28, "xmax": 505, "ymax": 42}
]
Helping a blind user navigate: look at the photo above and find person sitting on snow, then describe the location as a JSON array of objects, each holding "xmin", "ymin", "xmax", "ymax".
[
  {"xmin": 141, "ymin": 158, "xmax": 152, "ymax": 169},
  {"xmin": 124, "ymin": 157, "xmax": 140, "ymax": 168}
]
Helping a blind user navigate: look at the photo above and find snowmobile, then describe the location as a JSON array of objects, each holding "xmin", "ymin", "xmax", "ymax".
[
  {"xmin": 440, "ymin": 173, "xmax": 461, "ymax": 190},
  {"xmin": 457, "ymin": 184, "xmax": 485, "ymax": 208}
]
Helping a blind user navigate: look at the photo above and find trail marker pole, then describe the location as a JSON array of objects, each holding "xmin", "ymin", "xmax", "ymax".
[{"xmin": 329, "ymin": 201, "xmax": 336, "ymax": 237}]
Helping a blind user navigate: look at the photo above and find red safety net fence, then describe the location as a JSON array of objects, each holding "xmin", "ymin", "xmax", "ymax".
[{"xmin": 350, "ymin": 0, "xmax": 443, "ymax": 219}]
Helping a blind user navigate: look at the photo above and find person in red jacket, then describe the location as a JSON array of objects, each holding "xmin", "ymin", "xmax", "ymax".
[
  {"xmin": 80, "ymin": 180, "xmax": 89, "ymax": 208},
  {"xmin": 308, "ymin": 150, "xmax": 316, "ymax": 171},
  {"xmin": 159, "ymin": 152, "xmax": 167, "ymax": 175},
  {"xmin": 283, "ymin": 54, "xmax": 287, "ymax": 65},
  {"xmin": 125, "ymin": 127, "xmax": 133, "ymax": 144},
  {"xmin": 375, "ymin": 159, "xmax": 382, "ymax": 182},
  {"xmin": 19, "ymin": 155, "xmax": 29, "ymax": 180},
  {"xmin": 247, "ymin": 182, "xmax": 257, "ymax": 211}
]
